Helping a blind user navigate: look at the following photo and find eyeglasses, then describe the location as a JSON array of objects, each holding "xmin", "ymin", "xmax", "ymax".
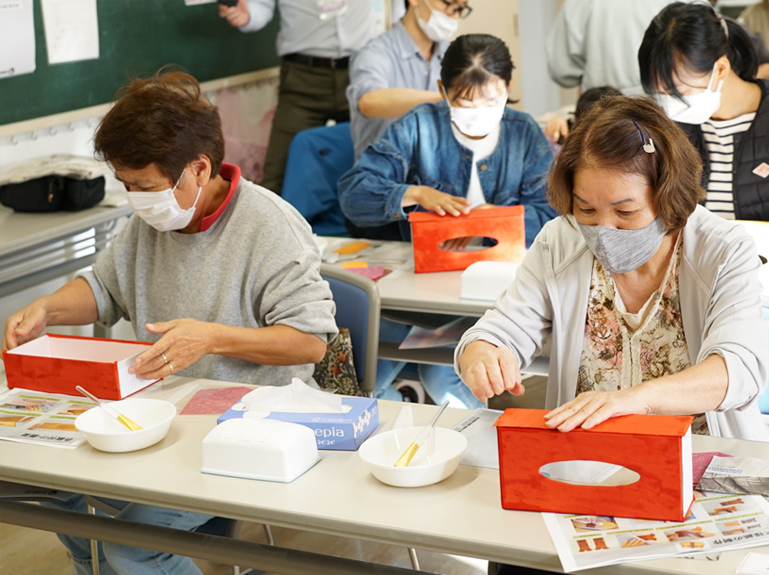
[{"xmin": 439, "ymin": 0, "xmax": 472, "ymax": 19}]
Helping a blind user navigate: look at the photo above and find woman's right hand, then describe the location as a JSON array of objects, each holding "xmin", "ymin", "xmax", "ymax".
[
  {"xmin": 219, "ymin": 0, "xmax": 250, "ymax": 27},
  {"xmin": 458, "ymin": 340, "xmax": 524, "ymax": 401},
  {"xmin": 403, "ymin": 186, "xmax": 471, "ymax": 216},
  {"xmin": 3, "ymin": 302, "xmax": 48, "ymax": 351},
  {"xmin": 544, "ymin": 115, "xmax": 569, "ymax": 142}
]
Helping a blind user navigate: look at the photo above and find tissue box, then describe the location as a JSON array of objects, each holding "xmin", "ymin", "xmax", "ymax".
[
  {"xmin": 460, "ymin": 261, "xmax": 519, "ymax": 301},
  {"xmin": 2, "ymin": 334, "xmax": 157, "ymax": 400},
  {"xmin": 495, "ymin": 409, "xmax": 694, "ymax": 522},
  {"xmin": 202, "ymin": 419, "xmax": 320, "ymax": 483},
  {"xmin": 218, "ymin": 396, "xmax": 378, "ymax": 451},
  {"xmin": 408, "ymin": 206, "xmax": 525, "ymax": 273}
]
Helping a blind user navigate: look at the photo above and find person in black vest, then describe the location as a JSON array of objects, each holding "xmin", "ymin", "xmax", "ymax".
[{"xmin": 639, "ymin": 2, "xmax": 769, "ymax": 221}]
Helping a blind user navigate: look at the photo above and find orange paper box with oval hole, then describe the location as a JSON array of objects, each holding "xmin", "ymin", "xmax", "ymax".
[
  {"xmin": 494, "ymin": 409, "xmax": 694, "ymax": 522},
  {"xmin": 407, "ymin": 206, "xmax": 525, "ymax": 273},
  {"xmin": 2, "ymin": 334, "xmax": 158, "ymax": 400}
]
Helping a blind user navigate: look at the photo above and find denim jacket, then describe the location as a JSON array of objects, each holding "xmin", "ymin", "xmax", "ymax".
[{"xmin": 337, "ymin": 101, "xmax": 556, "ymax": 246}]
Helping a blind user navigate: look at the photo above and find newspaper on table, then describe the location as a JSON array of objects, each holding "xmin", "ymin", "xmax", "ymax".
[
  {"xmin": 698, "ymin": 456, "xmax": 769, "ymax": 497},
  {"xmin": 0, "ymin": 388, "xmax": 97, "ymax": 449},
  {"xmin": 543, "ymin": 492, "xmax": 769, "ymax": 572}
]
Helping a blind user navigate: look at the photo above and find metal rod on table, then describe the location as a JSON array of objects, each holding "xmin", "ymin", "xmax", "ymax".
[{"xmin": 0, "ymin": 501, "xmax": 432, "ymax": 575}]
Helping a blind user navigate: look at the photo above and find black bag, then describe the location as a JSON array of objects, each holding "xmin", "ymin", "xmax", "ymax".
[{"xmin": 0, "ymin": 175, "xmax": 105, "ymax": 213}]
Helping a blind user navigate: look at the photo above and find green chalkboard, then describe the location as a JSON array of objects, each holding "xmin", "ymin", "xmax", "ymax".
[{"xmin": 0, "ymin": 0, "xmax": 280, "ymax": 126}]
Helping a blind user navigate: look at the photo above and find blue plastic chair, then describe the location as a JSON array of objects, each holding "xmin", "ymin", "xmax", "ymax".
[
  {"xmin": 281, "ymin": 123, "xmax": 354, "ymax": 237},
  {"xmin": 320, "ymin": 263, "xmax": 380, "ymax": 395}
]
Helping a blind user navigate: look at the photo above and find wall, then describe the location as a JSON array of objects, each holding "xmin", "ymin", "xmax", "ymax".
[{"xmin": 456, "ymin": 0, "xmax": 524, "ymax": 109}]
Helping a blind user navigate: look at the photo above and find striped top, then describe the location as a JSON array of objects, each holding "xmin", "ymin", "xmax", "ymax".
[{"xmin": 701, "ymin": 112, "xmax": 756, "ymax": 219}]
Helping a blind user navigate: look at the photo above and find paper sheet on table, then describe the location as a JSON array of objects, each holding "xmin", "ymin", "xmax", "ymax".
[
  {"xmin": 0, "ymin": 0, "xmax": 35, "ymax": 79},
  {"xmin": 240, "ymin": 378, "xmax": 344, "ymax": 414},
  {"xmin": 544, "ymin": 491, "xmax": 769, "ymax": 572},
  {"xmin": 451, "ymin": 408, "xmax": 502, "ymax": 469},
  {"xmin": 698, "ymin": 456, "xmax": 769, "ymax": 496},
  {"xmin": 739, "ymin": 552, "xmax": 769, "ymax": 575},
  {"xmin": 41, "ymin": 0, "xmax": 99, "ymax": 64}
]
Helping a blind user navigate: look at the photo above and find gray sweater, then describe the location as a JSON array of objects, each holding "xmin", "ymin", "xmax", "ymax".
[{"xmin": 80, "ymin": 173, "xmax": 338, "ymax": 385}]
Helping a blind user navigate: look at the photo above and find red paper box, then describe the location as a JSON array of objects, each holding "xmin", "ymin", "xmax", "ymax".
[
  {"xmin": 495, "ymin": 409, "xmax": 694, "ymax": 522},
  {"xmin": 408, "ymin": 205, "xmax": 525, "ymax": 273},
  {"xmin": 2, "ymin": 334, "xmax": 158, "ymax": 400}
]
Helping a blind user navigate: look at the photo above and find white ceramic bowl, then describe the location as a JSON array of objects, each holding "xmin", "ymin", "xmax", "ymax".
[
  {"xmin": 75, "ymin": 398, "xmax": 177, "ymax": 453},
  {"xmin": 359, "ymin": 426, "xmax": 468, "ymax": 488}
]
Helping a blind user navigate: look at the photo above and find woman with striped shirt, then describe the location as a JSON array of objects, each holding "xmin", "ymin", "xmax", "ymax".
[{"xmin": 639, "ymin": 2, "xmax": 769, "ymax": 221}]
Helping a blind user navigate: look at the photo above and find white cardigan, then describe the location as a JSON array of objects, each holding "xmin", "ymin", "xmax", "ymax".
[{"xmin": 456, "ymin": 206, "xmax": 769, "ymax": 441}]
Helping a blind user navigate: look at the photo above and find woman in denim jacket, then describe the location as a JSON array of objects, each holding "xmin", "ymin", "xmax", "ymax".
[{"xmin": 338, "ymin": 33, "xmax": 556, "ymax": 248}]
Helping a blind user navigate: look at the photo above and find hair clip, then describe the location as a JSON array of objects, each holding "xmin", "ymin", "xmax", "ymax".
[
  {"xmin": 718, "ymin": 14, "xmax": 729, "ymax": 38},
  {"xmin": 631, "ymin": 119, "xmax": 655, "ymax": 154}
]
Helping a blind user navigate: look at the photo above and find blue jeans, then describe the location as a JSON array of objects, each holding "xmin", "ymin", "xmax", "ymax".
[
  {"xmin": 42, "ymin": 494, "xmax": 213, "ymax": 575},
  {"xmin": 375, "ymin": 318, "xmax": 483, "ymax": 409},
  {"xmin": 41, "ymin": 496, "xmax": 117, "ymax": 575}
]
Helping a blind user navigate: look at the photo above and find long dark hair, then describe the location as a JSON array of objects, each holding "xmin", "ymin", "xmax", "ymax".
[
  {"xmin": 441, "ymin": 34, "xmax": 515, "ymax": 101},
  {"xmin": 638, "ymin": 2, "xmax": 757, "ymax": 99}
]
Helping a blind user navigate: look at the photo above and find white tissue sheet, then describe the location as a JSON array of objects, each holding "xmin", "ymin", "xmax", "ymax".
[{"xmin": 240, "ymin": 378, "xmax": 344, "ymax": 413}]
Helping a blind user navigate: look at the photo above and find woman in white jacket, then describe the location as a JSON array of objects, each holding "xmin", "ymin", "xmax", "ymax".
[{"xmin": 456, "ymin": 95, "xmax": 768, "ymax": 440}]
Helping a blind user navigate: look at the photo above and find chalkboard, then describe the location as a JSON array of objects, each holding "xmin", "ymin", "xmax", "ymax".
[{"xmin": 0, "ymin": 0, "xmax": 280, "ymax": 126}]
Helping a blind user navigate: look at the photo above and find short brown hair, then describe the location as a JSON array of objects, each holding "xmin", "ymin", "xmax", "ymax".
[
  {"xmin": 94, "ymin": 69, "xmax": 224, "ymax": 181},
  {"xmin": 548, "ymin": 96, "xmax": 704, "ymax": 232}
]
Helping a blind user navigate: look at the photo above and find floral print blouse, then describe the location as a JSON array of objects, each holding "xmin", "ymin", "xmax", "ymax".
[{"xmin": 577, "ymin": 234, "xmax": 709, "ymax": 435}]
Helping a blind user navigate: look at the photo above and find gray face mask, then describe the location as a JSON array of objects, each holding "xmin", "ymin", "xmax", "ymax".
[{"xmin": 577, "ymin": 217, "xmax": 668, "ymax": 274}]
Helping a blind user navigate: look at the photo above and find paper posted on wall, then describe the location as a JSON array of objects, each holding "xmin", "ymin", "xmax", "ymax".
[
  {"xmin": 0, "ymin": 0, "xmax": 36, "ymax": 79},
  {"xmin": 0, "ymin": 388, "xmax": 97, "ymax": 448},
  {"xmin": 544, "ymin": 492, "xmax": 769, "ymax": 572}
]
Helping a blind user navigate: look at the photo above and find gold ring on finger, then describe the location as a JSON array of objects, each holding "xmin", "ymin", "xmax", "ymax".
[
  {"xmin": 168, "ymin": 363, "xmax": 174, "ymax": 374},
  {"xmin": 161, "ymin": 352, "xmax": 168, "ymax": 365}
]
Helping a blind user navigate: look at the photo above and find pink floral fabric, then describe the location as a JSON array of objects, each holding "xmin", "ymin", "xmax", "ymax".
[{"xmin": 577, "ymin": 236, "xmax": 708, "ymax": 435}]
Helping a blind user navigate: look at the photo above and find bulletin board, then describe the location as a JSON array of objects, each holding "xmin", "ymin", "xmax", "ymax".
[{"xmin": 0, "ymin": 0, "xmax": 280, "ymax": 126}]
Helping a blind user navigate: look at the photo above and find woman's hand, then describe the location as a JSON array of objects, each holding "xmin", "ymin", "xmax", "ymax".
[
  {"xmin": 129, "ymin": 319, "xmax": 216, "ymax": 380},
  {"xmin": 458, "ymin": 340, "xmax": 524, "ymax": 402},
  {"xmin": 219, "ymin": 0, "xmax": 250, "ymax": 27},
  {"xmin": 544, "ymin": 387, "xmax": 652, "ymax": 432},
  {"xmin": 3, "ymin": 302, "xmax": 48, "ymax": 351},
  {"xmin": 544, "ymin": 116, "xmax": 569, "ymax": 142},
  {"xmin": 403, "ymin": 186, "xmax": 471, "ymax": 216}
]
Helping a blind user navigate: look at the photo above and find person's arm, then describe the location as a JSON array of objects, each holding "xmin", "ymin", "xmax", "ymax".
[
  {"xmin": 545, "ymin": 0, "xmax": 587, "ymax": 89},
  {"xmin": 338, "ymin": 118, "xmax": 468, "ymax": 226},
  {"xmin": 544, "ymin": 355, "xmax": 729, "ymax": 432},
  {"xmin": 455, "ymin": 230, "xmax": 555, "ymax": 400},
  {"xmin": 132, "ymin": 218, "xmax": 337, "ymax": 380},
  {"xmin": 358, "ymin": 88, "xmax": 444, "ymax": 119},
  {"xmin": 219, "ymin": 0, "xmax": 276, "ymax": 32},
  {"xmin": 129, "ymin": 321, "xmax": 327, "ymax": 379},
  {"xmin": 3, "ymin": 278, "xmax": 98, "ymax": 350}
]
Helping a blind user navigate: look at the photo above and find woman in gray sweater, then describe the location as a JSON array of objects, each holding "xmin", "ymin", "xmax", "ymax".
[{"xmin": 2, "ymin": 70, "xmax": 338, "ymax": 575}]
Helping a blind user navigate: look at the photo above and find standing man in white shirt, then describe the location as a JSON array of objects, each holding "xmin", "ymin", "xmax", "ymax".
[
  {"xmin": 347, "ymin": 0, "xmax": 471, "ymax": 161},
  {"xmin": 220, "ymin": 0, "xmax": 377, "ymax": 195}
]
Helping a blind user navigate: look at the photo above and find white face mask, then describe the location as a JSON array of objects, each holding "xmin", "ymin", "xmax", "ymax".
[
  {"xmin": 656, "ymin": 64, "xmax": 723, "ymax": 125},
  {"xmin": 126, "ymin": 169, "xmax": 202, "ymax": 232},
  {"xmin": 415, "ymin": 0, "xmax": 459, "ymax": 43},
  {"xmin": 443, "ymin": 86, "xmax": 506, "ymax": 138}
]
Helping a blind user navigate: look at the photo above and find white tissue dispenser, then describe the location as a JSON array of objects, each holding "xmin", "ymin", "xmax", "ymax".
[
  {"xmin": 460, "ymin": 261, "xmax": 519, "ymax": 301},
  {"xmin": 201, "ymin": 419, "xmax": 320, "ymax": 483}
]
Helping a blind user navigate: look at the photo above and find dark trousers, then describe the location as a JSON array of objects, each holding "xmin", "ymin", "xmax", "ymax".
[{"xmin": 261, "ymin": 58, "xmax": 351, "ymax": 195}]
